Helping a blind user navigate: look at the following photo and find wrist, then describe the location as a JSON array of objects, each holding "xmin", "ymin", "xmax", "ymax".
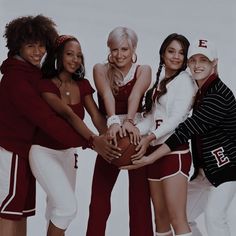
[
  {"xmin": 107, "ymin": 115, "xmax": 121, "ymax": 128},
  {"xmin": 123, "ymin": 118, "xmax": 135, "ymax": 126},
  {"xmin": 87, "ymin": 134, "xmax": 97, "ymax": 149},
  {"xmin": 147, "ymin": 133, "xmax": 156, "ymax": 142}
]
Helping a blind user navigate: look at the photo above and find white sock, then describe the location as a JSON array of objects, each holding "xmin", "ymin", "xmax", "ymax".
[{"xmin": 156, "ymin": 230, "xmax": 172, "ymax": 236}]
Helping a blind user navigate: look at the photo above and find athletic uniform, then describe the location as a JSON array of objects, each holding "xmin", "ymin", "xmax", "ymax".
[
  {"xmin": 165, "ymin": 74, "xmax": 236, "ymax": 236},
  {"xmin": 29, "ymin": 78, "xmax": 94, "ymax": 229},
  {"xmin": 137, "ymin": 71, "xmax": 197, "ymax": 181},
  {"xmin": 0, "ymin": 57, "xmax": 87, "ymax": 220},
  {"xmin": 86, "ymin": 64, "xmax": 153, "ymax": 236}
]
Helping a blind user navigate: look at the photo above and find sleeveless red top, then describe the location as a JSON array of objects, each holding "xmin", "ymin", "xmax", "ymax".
[{"xmin": 98, "ymin": 66, "xmax": 143, "ymax": 115}]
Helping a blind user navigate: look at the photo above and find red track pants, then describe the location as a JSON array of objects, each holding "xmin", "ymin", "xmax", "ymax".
[{"xmin": 86, "ymin": 155, "xmax": 153, "ymax": 236}]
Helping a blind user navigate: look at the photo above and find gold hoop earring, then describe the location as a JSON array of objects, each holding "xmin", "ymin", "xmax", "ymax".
[
  {"xmin": 107, "ymin": 54, "xmax": 114, "ymax": 64},
  {"xmin": 132, "ymin": 53, "xmax": 137, "ymax": 63}
]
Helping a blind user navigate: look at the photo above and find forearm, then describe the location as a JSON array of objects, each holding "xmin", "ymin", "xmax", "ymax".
[
  {"xmin": 148, "ymin": 143, "xmax": 171, "ymax": 161},
  {"xmin": 67, "ymin": 112, "xmax": 95, "ymax": 140},
  {"xmin": 102, "ymin": 93, "xmax": 116, "ymax": 116},
  {"xmin": 91, "ymin": 114, "xmax": 107, "ymax": 134},
  {"xmin": 126, "ymin": 93, "xmax": 141, "ymax": 119}
]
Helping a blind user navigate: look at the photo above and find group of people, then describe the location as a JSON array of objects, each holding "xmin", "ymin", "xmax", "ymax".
[{"xmin": 0, "ymin": 14, "xmax": 235, "ymax": 236}]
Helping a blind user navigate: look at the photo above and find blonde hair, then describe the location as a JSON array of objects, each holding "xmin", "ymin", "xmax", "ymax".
[{"xmin": 106, "ymin": 26, "xmax": 138, "ymax": 95}]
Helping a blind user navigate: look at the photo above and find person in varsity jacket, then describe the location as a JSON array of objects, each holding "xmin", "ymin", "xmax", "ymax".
[
  {"xmin": 122, "ymin": 38, "xmax": 236, "ymax": 236},
  {"xmin": 0, "ymin": 15, "xmax": 118, "ymax": 236}
]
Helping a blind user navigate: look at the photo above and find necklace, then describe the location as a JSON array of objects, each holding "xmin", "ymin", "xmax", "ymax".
[{"xmin": 56, "ymin": 76, "xmax": 72, "ymax": 96}]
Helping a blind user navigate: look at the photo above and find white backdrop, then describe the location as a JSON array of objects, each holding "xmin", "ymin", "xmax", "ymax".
[{"xmin": 1, "ymin": 0, "xmax": 236, "ymax": 235}]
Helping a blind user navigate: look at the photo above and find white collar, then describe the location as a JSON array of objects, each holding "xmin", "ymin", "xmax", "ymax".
[{"xmin": 121, "ymin": 63, "xmax": 137, "ymax": 86}]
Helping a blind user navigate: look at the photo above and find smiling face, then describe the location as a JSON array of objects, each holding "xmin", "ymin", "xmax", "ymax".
[
  {"xmin": 188, "ymin": 54, "xmax": 217, "ymax": 86},
  {"xmin": 62, "ymin": 40, "xmax": 83, "ymax": 74},
  {"xmin": 19, "ymin": 41, "xmax": 46, "ymax": 67},
  {"xmin": 109, "ymin": 38, "xmax": 133, "ymax": 70},
  {"xmin": 162, "ymin": 40, "xmax": 184, "ymax": 77}
]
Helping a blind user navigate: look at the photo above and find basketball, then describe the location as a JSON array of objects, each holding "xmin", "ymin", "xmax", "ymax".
[{"xmin": 111, "ymin": 135, "xmax": 137, "ymax": 167}]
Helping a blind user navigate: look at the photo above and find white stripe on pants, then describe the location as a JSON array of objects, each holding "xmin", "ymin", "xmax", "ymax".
[
  {"xmin": 29, "ymin": 145, "xmax": 78, "ymax": 230},
  {"xmin": 187, "ymin": 169, "xmax": 236, "ymax": 236}
]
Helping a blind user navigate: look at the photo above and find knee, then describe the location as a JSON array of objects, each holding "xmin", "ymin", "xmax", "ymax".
[{"xmin": 50, "ymin": 197, "xmax": 78, "ymax": 230}]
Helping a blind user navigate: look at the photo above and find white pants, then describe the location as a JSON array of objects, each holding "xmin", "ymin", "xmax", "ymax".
[
  {"xmin": 187, "ymin": 169, "xmax": 236, "ymax": 236},
  {"xmin": 29, "ymin": 145, "xmax": 78, "ymax": 230}
]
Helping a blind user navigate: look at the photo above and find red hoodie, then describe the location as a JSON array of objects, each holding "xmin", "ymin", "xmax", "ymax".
[{"xmin": 0, "ymin": 57, "xmax": 87, "ymax": 158}]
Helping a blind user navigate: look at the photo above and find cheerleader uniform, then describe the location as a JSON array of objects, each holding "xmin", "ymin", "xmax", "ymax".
[
  {"xmin": 137, "ymin": 71, "xmax": 197, "ymax": 181},
  {"xmin": 86, "ymin": 64, "xmax": 153, "ymax": 236}
]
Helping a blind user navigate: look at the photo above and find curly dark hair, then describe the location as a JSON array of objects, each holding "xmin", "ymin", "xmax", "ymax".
[
  {"xmin": 4, "ymin": 14, "xmax": 58, "ymax": 57},
  {"xmin": 41, "ymin": 35, "xmax": 85, "ymax": 81},
  {"xmin": 143, "ymin": 33, "xmax": 190, "ymax": 113}
]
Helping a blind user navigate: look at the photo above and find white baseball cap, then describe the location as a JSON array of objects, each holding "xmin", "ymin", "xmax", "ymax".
[{"xmin": 188, "ymin": 39, "xmax": 218, "ymax": 61}]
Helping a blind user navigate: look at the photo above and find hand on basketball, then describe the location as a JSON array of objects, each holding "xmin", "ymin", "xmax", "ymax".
[
  {"xmin": 107, "ymin": 124, "xmax": 123, "ymax": 146},
  {"xmin": 93, "ymin": 134, "xmax": 121, "ymax": 162},
  {"xmin": 122, "ymin": 121, "xmax": 140, "ymax": 145},
  {"xmin": 119, "ymin": 155, "xmax": 153, "ymax": 170},
  {"xmin": 130, "ymin": 135, "xmax": 151, "ymax": 160},
  {"xmin": 120, "ymin": 143, "xmax": 171, "ymax": 170},
  {"xmin": 110, "ymin": 135, "xmax": 137, "ymax": 167}
]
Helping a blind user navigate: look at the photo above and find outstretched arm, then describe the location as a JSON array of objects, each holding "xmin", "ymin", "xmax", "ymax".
[
  {"xmin": 122, "ymin": 65, "xmax": 152, "ymax": 144},
  {"xmin": 83, "ymin": 93, "xmax": 107, "ymax": 134},
  {"xmin": 93, "ymin": 63, "xmax": 123, "ymax": 145},
  {"xmin": 41, "ymin": 92, "xmax": 121, "ymax": 161},
  {"xmin": 42, "ymin": 92, "xmax": 94, "ymax": 140},
  {"xmin": 120, "ymin": 143, "xmax": 171, "ymax": 170}
]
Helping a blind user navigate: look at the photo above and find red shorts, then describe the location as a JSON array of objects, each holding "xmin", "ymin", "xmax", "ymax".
[
  {"xmin": 146, "ymin": 145, "xmax": 192, "ymax": 181},
  {"xmin": 0, "ymin": 147, "xmax": 36, "ymax": 220}
]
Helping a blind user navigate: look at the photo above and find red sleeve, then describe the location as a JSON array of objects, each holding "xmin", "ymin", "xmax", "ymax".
[
  {"xmin": 79, "ymin": 79, "xmax": 95, "ymax": 98},
  {"xmin": 6, "ymin": 71, "xmax": 88, "ymax": 148}
]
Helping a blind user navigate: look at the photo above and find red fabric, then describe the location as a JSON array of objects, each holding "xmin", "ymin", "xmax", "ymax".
[
  {"xmin": 86, "ymin": 156, "xmax": 153, "ymax": 236},
  {"xmin": 146, "ymin": 146, "xmax": 192, "ymax": 180},
  {"xmin": 38, "ymin": 78, "xmax": 94, "ymax": 103},
  {"xmin": 86, "ymin": 66, "xmax": 153, "ymax": 236},
  {"xmin": 0, "ymin": 57, "xmax": 87, "ymax": 158},
  {"xmin": 0, "ymin": 153, "xmax": 36, "ymax": 220},
  {"xmin": 34, "ymin": 79, "xmax": 94, "ymax": 149},
  {"xmin": 97, "ymin": 66, "xmax": 142, "ymax": 115}
]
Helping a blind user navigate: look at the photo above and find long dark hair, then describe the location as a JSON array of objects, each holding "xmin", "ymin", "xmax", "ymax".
[
  {"xmin": 41, "ymin": 35, "xmax": 85, "ymax": 81},
  {"xmin": 143, "ymin": 33, "xmax": 189, "ymax": 113}
]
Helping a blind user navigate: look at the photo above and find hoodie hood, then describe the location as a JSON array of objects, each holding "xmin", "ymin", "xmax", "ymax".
[{"xmin": 1, "ymin": 57, "xmax": 41, "ymax": 76}]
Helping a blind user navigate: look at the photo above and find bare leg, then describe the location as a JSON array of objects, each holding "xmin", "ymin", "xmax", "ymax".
[
  {"xmin": 0, "ymin": 217, "xmax": 26, "ymax": 236},
  {"xmin": 149, "ymin": 181, "xmax": 173, "ymax": 235},
  {"xmin": 47, "ymin": 221, "xmax": 65, "ymax": 236},
  {"xmin": 163, "ymin": 174, "xmax": 191, "ymax": 235}
]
